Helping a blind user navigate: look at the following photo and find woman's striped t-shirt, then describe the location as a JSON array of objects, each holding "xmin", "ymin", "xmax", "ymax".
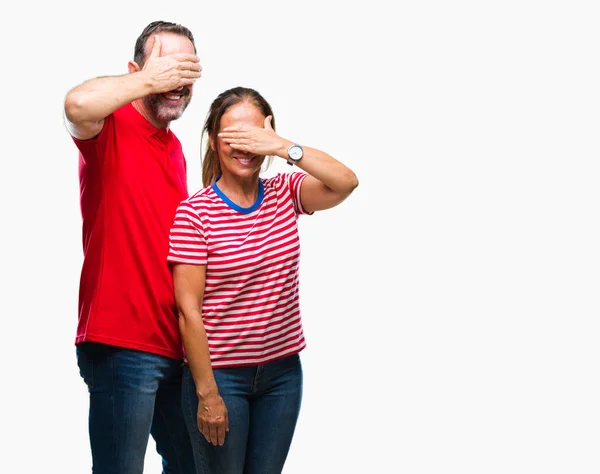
[{"xmin": 167, "ymin": 172, "xmax": 312, "ymax": 368}]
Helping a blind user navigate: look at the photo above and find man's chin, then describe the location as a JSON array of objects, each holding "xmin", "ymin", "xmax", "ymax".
[
  {"xmin": 155, "ymin": 103, "xmax": 189, "ymax": 123},
  {"xmin": 156, "ymin": 110, "xmax": 183, "ymax": 123}
]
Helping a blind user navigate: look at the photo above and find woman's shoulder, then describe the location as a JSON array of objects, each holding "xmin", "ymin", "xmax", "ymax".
[{"xmin": 182, "ymin": 184, "xmax": 219, "ymax": 210}]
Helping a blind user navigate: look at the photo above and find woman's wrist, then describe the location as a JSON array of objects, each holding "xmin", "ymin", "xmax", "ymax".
[
  {"xmin": 196, "ymin": 383, "xmax": 220, "ymax": 400},
  {"xmin": 276, "ymin": 139, "xmax": 294, "ymax": 159}
]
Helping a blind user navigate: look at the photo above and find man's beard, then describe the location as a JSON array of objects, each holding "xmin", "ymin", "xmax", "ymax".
[{"xmin": 143, "ymin": 87, "xmax": 191, "ymax": 125}]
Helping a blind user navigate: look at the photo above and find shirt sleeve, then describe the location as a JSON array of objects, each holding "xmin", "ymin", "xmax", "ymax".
[
  {"xmin": 70, "ymin": 114, "xmax": 112, "ymax": 165},
  {"xmin": 167, "ymin": 201, "xmax": 208, "ymax": 265},
  {"xmin": 284, "ymin": 172, "xmax": 314, "ymax": 216}
]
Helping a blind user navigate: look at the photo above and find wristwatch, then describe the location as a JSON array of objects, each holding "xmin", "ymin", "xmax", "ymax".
[{"xmin": 286, "ymin": 144, "xmax": 304, "ymax": 166}]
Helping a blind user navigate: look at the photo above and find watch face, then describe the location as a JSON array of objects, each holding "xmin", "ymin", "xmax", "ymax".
[{"xmin": 289, "ymin": 146, "xmax": 303, "ymax": 160}]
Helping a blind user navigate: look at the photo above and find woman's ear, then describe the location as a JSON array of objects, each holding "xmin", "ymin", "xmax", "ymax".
[{"xmin": 209, "ymin": 133, "xmax": 216, "ymax": 151}]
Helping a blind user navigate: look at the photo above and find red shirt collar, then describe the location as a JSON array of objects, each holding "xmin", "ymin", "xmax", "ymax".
[{"xmin": 123, "ymin": 102, "xmax": 171, "ymax": 139}]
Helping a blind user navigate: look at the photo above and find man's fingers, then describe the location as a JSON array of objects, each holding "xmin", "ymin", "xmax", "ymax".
[
  {"xmin": 181, "ymin": 70, "xmax": 202, "ymax": 79},
  {"xmin": 150, "ymin": 35, "xmax": 161, "ymax": 57},
  {"xmin": 178, "ymin": 61, "xmax": 202, "ymax": 72},
  {"xmin": 180, "ymin": 78, "xmax": 198, "ymax": 87},
  {"xmin": 170, "ymin": 53, "xmax": 200, "ymax": 63}
]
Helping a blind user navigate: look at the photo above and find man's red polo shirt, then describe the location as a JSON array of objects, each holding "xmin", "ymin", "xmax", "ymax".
[{"xmin": 72, "ymin": 103, "xmax": 188, "ymax": 359}]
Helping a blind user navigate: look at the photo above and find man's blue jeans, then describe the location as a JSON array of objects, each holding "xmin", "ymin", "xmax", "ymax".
[
  {"xmin": 76, "ymin": 342, "xmax": 196, "ymax": 474},
  {"xmin": 182, "ymin": 353, "xmax": 303, "ymax": 474}
]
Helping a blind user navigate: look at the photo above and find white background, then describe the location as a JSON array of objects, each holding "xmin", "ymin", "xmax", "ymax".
[{"xmin": 2, "ymin": 0, "xmax": 599, "ymax": 473}]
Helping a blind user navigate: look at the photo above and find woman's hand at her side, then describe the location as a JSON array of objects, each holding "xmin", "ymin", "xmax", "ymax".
[{"xmin": 197, "ymin": 392, "xmax": 229, "ymax": 446}]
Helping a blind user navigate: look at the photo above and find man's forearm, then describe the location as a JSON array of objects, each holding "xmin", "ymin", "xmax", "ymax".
[{"xmin": 64, "ymin": 72, "xmax": 153, "ymax": 124}]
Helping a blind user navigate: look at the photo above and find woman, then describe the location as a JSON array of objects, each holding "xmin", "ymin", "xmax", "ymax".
[{"xmin": 167, "ymin": 86, "xmax": 358, "ymax": 474}]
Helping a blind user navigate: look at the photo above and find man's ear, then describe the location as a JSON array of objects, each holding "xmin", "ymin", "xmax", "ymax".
[{"xmin": 128, "ymin": 61, "xmax": 141, "ymax": 73}]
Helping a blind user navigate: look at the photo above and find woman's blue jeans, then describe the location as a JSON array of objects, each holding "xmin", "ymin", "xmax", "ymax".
[{"xmin": 182, "ymin": 353, "xmax": 303, "ymax": 474}]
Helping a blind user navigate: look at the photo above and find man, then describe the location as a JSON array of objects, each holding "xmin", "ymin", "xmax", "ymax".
[{"xmin": 64, "ymin": 21, "xmax": 201, "ymax": 474}]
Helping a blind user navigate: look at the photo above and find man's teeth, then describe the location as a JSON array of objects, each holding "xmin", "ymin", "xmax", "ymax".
[{"xmin": 165, "ymin": 94, "xmax": 180, "ymax": 100}]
